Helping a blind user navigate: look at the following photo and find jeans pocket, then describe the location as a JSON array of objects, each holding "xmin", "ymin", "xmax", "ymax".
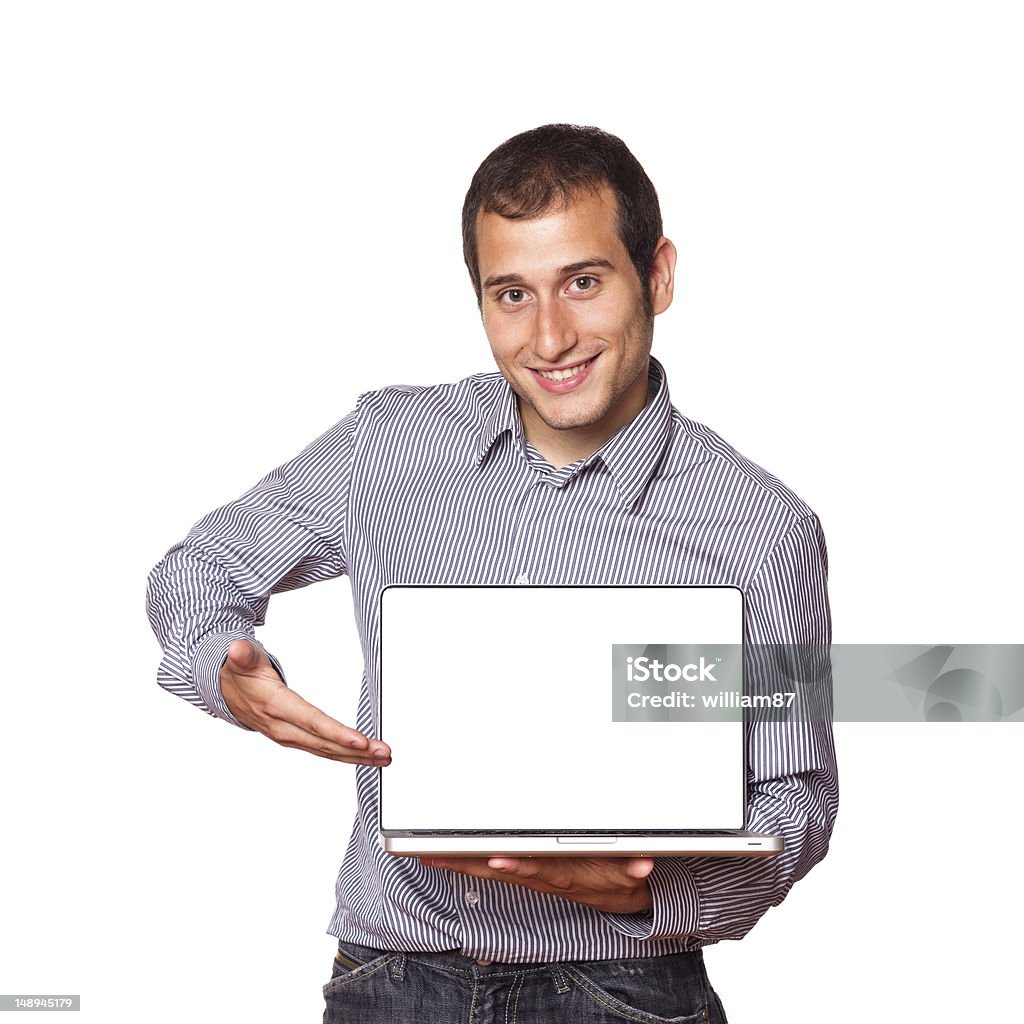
[
  {"xmin": 323, "ymin": 941, "xmax": 396, "ymax": 998},
  {"xmin": 562, "ymin": 962, "xmax": 709, "ymax": 1024}
]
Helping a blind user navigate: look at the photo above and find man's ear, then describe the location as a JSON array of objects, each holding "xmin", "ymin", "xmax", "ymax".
[{"xmin": 648, "ymin": 237, "xmax": 677, "ymax": 316}]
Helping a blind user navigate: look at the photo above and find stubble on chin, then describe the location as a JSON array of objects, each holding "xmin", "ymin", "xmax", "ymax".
[{"xmin": 519, "ymin": 385, "xmax": 614, "ymax": 434}]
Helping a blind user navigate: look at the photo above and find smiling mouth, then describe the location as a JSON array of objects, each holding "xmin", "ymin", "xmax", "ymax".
[{"xmin": 534, "ymin": 357, "xmax": 596, "ymax": 382}]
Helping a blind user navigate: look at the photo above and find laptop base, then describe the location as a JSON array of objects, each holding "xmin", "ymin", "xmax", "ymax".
[{"xmin": 381, "ymin": 832, "xmax": 783, "ymax": 857}]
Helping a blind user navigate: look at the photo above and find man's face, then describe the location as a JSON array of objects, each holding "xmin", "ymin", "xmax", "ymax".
[{"xmin": 476, "ymin": 186, "xmax": 671, "ymax": 461}]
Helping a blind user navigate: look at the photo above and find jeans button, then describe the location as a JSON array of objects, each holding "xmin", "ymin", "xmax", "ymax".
[{"xmin": 475, "ymin": 959, "xmax": 492, "ymax": 966}]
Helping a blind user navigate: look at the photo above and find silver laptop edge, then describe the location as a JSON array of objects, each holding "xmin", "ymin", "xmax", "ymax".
[{"xmin": 381, "ymin": 833, "xmax": 783, "ymax": 857}]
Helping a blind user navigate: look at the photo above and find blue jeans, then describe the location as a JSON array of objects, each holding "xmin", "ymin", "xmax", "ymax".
[{"xmin": 322, "ymin": 940, "xmax": 728, "ymax": 1023}]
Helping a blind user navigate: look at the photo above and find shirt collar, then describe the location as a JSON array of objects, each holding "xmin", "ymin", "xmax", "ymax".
[
  {"xmin": 474, "ymin": 356, "xmax": 675, "ymax": 510},
  {"xmin": 475, "ymin": 374, "xmax": 525, "ymax": 464}
]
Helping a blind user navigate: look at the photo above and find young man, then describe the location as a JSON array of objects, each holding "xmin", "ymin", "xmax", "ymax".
[{"xmin": 147, "ymin": 124, "xmax": 837, "ymax": 1023}]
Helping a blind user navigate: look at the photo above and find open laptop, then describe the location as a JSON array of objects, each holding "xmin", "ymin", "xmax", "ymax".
[{"xmin": 377, "ymin": 584, "xmax": 782, "ymax": 858}]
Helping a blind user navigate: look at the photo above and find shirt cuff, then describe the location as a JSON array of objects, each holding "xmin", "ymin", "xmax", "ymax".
[
  {"xmin": 602, "ymin": 859, "xmax": 701, "ymax": 941},
  {"xmin": 192, "ymin": 631, "xmax": 288, "ymax": 731}
]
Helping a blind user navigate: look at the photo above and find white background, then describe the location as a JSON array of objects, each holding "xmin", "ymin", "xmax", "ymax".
[{"xmin": 1, "ymin": 2, "xmax": 1021, "ymax": 1021}]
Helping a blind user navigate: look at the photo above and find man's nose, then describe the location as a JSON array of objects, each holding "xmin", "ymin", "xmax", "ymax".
[{"xmin": 533, "ymin": 299, "xmax": 578, "ymax": 362}]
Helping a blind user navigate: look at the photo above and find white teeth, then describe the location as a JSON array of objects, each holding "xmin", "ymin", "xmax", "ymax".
[{"xmin": 538, "ymin": 359, "xmax": 592, "ymax": 381}]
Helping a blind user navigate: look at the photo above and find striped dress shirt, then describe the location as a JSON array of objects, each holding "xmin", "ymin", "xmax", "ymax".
[{"xmin": 146, "ymin": 356, "xmax": 837, "ymax": 961}]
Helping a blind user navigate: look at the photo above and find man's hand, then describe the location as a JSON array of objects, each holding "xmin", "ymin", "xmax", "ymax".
[
  {"xmin": 220, "ymin": 638, "xmax": 391, "ymax": 766},
  {"xmin": 417, "ymin": 856, "xmax": 654, "ymax": 914}
]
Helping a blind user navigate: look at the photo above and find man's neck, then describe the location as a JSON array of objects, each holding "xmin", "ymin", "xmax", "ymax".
[
  {"xmin": 521, "ymin": 421, "xmax": 610, "ymax": 470},
  {"xmin": 519, "ymin": 369, "xmax": 653, "ymax": 470}
]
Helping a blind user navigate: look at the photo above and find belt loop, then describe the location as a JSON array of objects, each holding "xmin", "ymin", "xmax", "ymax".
[
  {"xmin": 548, "ymin": 963, "xmax": 570, "ymax": 994},
  {"xmin": 389, "ymin": 953, "xmax": 407, "ymax": 982}
]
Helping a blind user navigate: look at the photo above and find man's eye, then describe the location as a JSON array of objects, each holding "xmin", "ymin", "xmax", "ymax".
[
  {"xmin": 501, "ymin": 289, "xmax": 526, "ymax": 304},
  {"xmin": 571, "ymin": 276, "xmax": 596, "ymax": 292}
]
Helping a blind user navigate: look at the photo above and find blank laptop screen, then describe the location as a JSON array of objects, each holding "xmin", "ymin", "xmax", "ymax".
[{"xmin": 378, "ymin": 585, "xmax": 745, "ymax": 833}]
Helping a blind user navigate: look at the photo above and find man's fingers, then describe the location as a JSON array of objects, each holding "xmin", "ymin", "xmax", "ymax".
[
  {"xmin": 417, "ymin": 855, "xmax": 653, "ymax": 912},
  {"xmin": 262, "ymin": 687, "xmax": 391, "ymax": 762},
  {"xmin": 422, "ymin": 856, "xmax": 647, "ymax": 890},
  {"xmin": 266, "ymin": 717, "xmax": 391, "ymax": 764},
  {"xmin": 419, "ymin": 858, "xmax": 504, "ymax": 880},
  {"xmin": 488, "ymin": 857, "xmax": 652, "ymax": 884},
  {"xmin": 624, "ymin": 857, "xmax": 654, "ymax": 879},
  {"xmin": 302, "ymin": 702, "xmax": 367, "ymax": 751},
  {"xmin": 270, "ymin": 686, "xmax": 391, "ymax": 756},
  {"xmin": 419, "ymin": 857, "xmax": 571, "ymax": 890},
  {"xmin": 488, "ymin": 857, "xmax": 532, "ymax": 876}
]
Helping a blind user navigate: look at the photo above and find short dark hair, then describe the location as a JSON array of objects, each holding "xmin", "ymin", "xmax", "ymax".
[{"xmin": 462, "ymin": 124, "xmax": 663, "ymax": 314}]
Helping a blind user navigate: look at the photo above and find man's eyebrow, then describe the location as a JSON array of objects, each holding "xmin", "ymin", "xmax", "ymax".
[
  {"xmin": 482, "ymin": 272, "xmax": 526, "ymax": 290},
  {"xmin": 482, "ymin": 258, "xmax": 616, "ymax": 292},
  {"xmin": 560, "ymin": 258, "xmax": 615, "ymax": 276}
]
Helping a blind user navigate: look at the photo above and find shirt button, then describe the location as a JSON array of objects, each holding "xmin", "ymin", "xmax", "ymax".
[
  {"xmin": 465, "ymin": 889, "xmax": 480, "ymax": 907},
  {"xmin": 515, "ymin": 573, "xmax": 530, "ymax": 585}
]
